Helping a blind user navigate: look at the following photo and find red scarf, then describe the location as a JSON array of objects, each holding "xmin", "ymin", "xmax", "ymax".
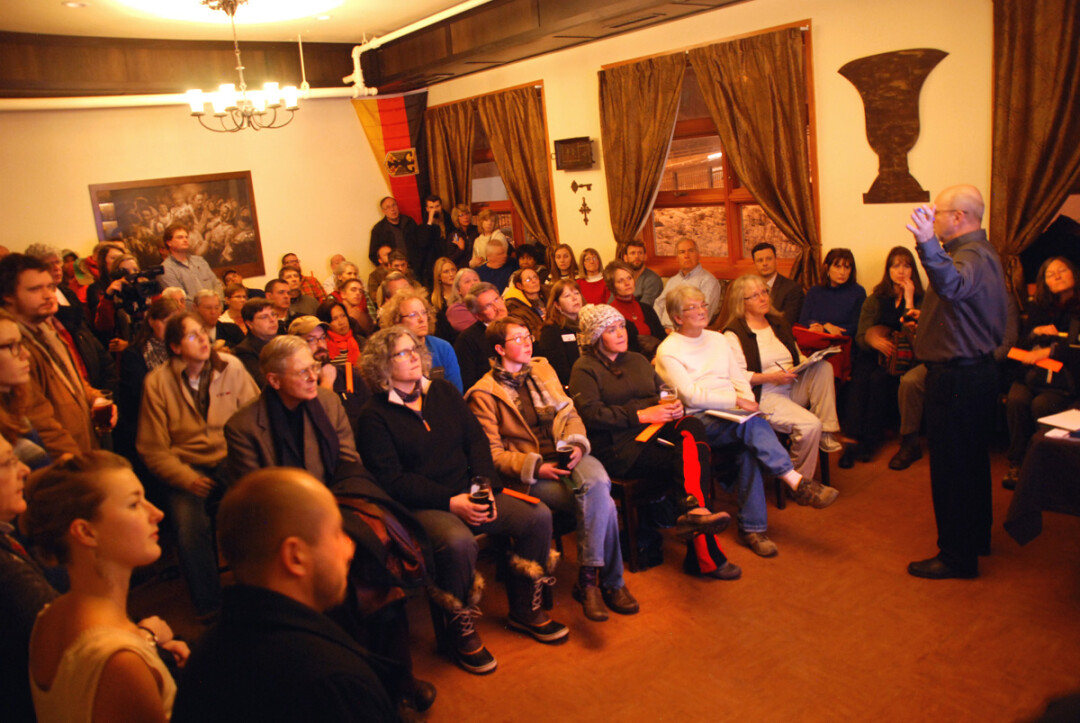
[{"xmin": 327, "ymin": 328, "xmax": 361, "ymax": 366}]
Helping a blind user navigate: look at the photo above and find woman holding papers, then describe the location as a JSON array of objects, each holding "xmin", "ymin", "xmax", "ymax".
[
  {"xmin": 656, "ymin": 287, "xmax": 838, "ymax": 558},
  {"xmin": 1003, "ymin": 257, "xmax": 1080, "ymax": 488},
  {"xmin": 798, "ymin": 248, "xmax": 866, "ymax": 338},
  {"xmin": 721, "ymin": 275, "xmax": 844, "ymax": 485}
]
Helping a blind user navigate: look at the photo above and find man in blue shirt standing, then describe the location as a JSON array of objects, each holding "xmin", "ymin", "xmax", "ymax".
[{"xmin": 905, "ymin": 184, "xmax": 1007, "ymax": 580}]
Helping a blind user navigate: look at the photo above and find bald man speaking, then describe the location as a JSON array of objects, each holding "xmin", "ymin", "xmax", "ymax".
[
  {"xmin": 905, "ymin": 185, "xmax": 1007, "ymax": 580},
  {"xmin": 172, "ymin": 468, "xmax": 396, "ymax": 722}
]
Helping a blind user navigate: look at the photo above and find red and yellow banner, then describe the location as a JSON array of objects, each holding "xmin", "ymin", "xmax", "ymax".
[{"xmin": 351, "ymin": 89, "xmax": 429, "ymax": 224}]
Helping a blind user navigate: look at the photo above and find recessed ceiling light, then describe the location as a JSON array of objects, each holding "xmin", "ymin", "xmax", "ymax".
[
  {"xmin": 111, "ymin": 0, "xmax": 342, "ymax": 24},
  {"xmin": 316, "ymin": 15, "xmax": 331, "ymax": 21},
  {"xmin": 61, "ymin": 2, "xmax": 88, "ymax": 7}
]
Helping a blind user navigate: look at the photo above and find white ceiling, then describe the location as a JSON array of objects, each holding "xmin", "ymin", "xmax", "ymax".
[{"xmin": 1, "ymin": 0, "xmax": 474, "ymax": 43}]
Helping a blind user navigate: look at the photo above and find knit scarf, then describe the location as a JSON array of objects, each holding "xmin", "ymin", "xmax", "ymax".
[
  {"xmin": 327, "ymin": 328, "xmax": 361, "ymax": 366},
  {"xmin": 491, "ymin": 360, "xmax": 566, "ymax": 424}
]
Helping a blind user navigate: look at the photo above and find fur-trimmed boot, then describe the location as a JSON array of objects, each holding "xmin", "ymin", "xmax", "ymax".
[
  {"xmin": 505, "ymin": 553, "xmax": 569, "ymax": 644},
  {"xmin": 428, "ymin": 574, "xmax": 497, "ymax": 675}
]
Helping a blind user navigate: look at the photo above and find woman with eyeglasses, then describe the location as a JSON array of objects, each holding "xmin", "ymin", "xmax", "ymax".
[
  {"xmin": 1003, "ymin": 256, "xmax": 1080, "ymax": 488},
  {"xmin": 467, "ymin": 316, "xmax": 638, "ymax": 621},
  {"xmin": 0, "ymin": 309, "xmax": 81, "ymax": 463},
  {"xmin": 604, "ymin": 260, "xmax": 665, "ymax": 358},
  {"xmin": 720, "ymin": 275, "xmax": 843, "ymax": 487},
  {"xmin": 568, "ymin": 304, "xmax": 740, "ymax": 581},
  {"xmin": 502, "ymin": 268, "xmax": 546, "ymax": 338},
  {"xmin": 136, "ymin": 312, "xmax": 258, "ymax": 618},
  {"xmin": 379, "ymin": 287, "xmax": 463, "ymax": 393},
  {"xmin": 577, "ymin": 248, "xmax": 608, "ymax": 307},
  {"xmin": 357, "ymin": 326, "xmax": 566, "ymax": 675}
]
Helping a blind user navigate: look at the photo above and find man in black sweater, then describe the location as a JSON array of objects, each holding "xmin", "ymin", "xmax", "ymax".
[
  {"xmin": 368, "ymin": 196, "xmax": 420, "ymax": 267},
  {"xmin": 172, "ymin": 467, "xmax": 397, "ymax": 723}
]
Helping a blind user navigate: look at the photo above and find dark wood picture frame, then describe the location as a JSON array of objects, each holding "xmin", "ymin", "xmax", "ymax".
[
  {"xmin": 553, "ymin": 137, "xmax": 594, "ymax": 171},
  {"xmin": 88, "ymin": 170, "xmax": 265, "ymax": 279}
]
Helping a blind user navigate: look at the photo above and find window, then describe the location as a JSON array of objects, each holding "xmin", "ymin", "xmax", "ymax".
[
  {"xmin": 469, "ymin": 108, "xmax": 539, "ymax": 247},
  {"xmin": 642, "ymin": 54, "xmax": 811, "ymax": 280}
]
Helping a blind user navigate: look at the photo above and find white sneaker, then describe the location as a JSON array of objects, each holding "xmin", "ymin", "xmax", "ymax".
[{"xmin": 819, "ymin": 432, "xmax": 843, "ymax": 453}]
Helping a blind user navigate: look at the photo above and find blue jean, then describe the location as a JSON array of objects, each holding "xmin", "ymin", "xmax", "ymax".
[
  {"xmin": 698, "ymin": 413, "xmax": 794, "ymax": 534},
  {"xmin": 412, "ymin": 493, "xmax": 552, "ymax": 602},
  {"xmin": 167, "ymin": 486, "xmax": 222, "ymax": 615},
  {"xmin": 532, "ymin": 454, "xmax": 625, "ymax": 589}
]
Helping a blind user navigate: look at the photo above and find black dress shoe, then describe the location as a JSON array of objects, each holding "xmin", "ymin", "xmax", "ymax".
[
  {"xmin": 838, "ymin": 445, "xmax": 858, "ymax": 469},
  {"xmin": 888, "ymin": 441, "xmax": 923, "ymax": 470},
  {"xmin": 907, "ymin": 556, "xmax": 978, "ymax": 580}
]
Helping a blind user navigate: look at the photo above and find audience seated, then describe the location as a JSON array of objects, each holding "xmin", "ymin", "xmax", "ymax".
[
  {"xmin": 221, "ymin": 268, "xmax": 265, "ymax": 299},
  {"xmin": 0, "ymin": 254, "xmax": 116, "ymax": 452},
  {"xmin": 220, "ymin": 283, "xmax": 249, "ymax": 335},
  {"xmin": 721, "ymin": 275, "xmax": 843, "ymax": 483},
  {"xmin": 1003, "ymin": 256, "xmax": 1080, "ymax": 487},
  {"xmin": 516, "ymin": 244, "xmax": 549, "ymax": 285},
  {"xmin": 280, "ymin": 252, "xmax": 327, "ymax": 303},
  {"xmin": 841, "ymin": 246, "xmax": 924, "ymax": 469},
  {"xmin": 654, "ymin": 239, "xmax": 723, "ymax": 328},
  {"xmin": 23, "ymin": 452, "xmax": 188, "ymax": 722},
  {"xmin": 224, "ymin": 335, "xmax": 360, "ymax": 484},
  {"xmin": 476, "ymin": 236, "xmax": 518, "ymax": 293},
  {"xmin": 337, "ymin": 278, "xmax": 376, "ymax": 336},
  {"xmin": 454, "ymin": 282, "xmax": 507, "ymax": 390},
  {"xmin": 377, "ymin": 270, "xmax": 415, "ymax": 310},
  {"xmin": 367, "ymin": 244, "xmax": 395, "ymax": 310},
  {"xmin": 798, "ymin": 248, "xmax": 866, "ymax": 338},
  {"xmin": 470, "ymin": 209, "xmax": 508, "ymax": 269},
  {"xmin": 440, "ymin": 268, "xmax": 481, "ymax": 341},
  {"xmin": 534, "ymin": 279, "xmax": 585, "ymax": 387},
  {"xmin": 193, "ymin": 289, "xmax": 243, "ymax": 350},
  {"xmin": 605, "ymin": 260, "xmax": 664, "ymax": 358},
  {"xmin": 379, "ymin": 287, "xmax": 463, "ymax": 393},
  {"xmin": 0, "ymin": 433, "xmax": 53, "ymax": 723},
  {"xmin": 137, "ymin": 312, "xmax": 258, "ymax": 617},
  {"xmin": 356, "ymin": 326, "xmax": 566, "ymax": 675},
  {"xmin": 655, "ymin": 287, "xmax": 837, "ymax": 558},
  {"xmin": 231, "ymin": 298, "xmax": 280, "ymax": 388},
  {"xmin": 0, "ymin": 309, "xmax": 80, "ymax": 461},
  {"xmin": 320, "ymin": 253, "xmax": 347, "ymax": 295},
  {"xmin": 84, "ymin": 242, "xmax": 126, "ymax": 323},
  {"xmin": 502, "ymin": 268, "xmax": 547, "ymax": 338},
  {"xmin": 316, "ymin": 298, "xmax": 364, "ymax": 364},
  {"xmin": 289, "ymin": 314, "xmax": 370, "ymax": 440},
  {"xmin": 546, "ymin": 243, "xmax": 580, "ymax": 288},
  {"xmin": 430, "ymin": 257, "xmax": 459, "ymax": 340},
  {"xmin": 171, "ymin": 467, "xmax": 396, "ymax": 723},
  {"xmin": 466, "ymin": 317, "xmax": 638, "ymax": 621},
  {"xmin": 751, "ymin": 241, "xmax": 804, "ymax": 327},
  {"xmin": 264, "ymin": 278, "xmax": 293, "ymax": 329},
  {"xmin": 577, "ymin": 248, "xmax": 608, "ymax": 306},
  {"xmin": 619, "ymin": 239, "xmax": 662, "ymax": 308},
  {"xmin": 279, "ymin": 266, "xmax": 319, "ymax": 318},
  {"xmin": 567, "ymin": 304, "xmax": 739, "ymax": 580}
]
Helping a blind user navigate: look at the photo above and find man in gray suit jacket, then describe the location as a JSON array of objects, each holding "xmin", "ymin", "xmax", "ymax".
[{"xmin": 224, "ymin": 335, "xmax": 359, "ymax": 485}]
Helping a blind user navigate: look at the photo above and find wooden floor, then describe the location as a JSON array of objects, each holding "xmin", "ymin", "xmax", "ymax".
[{"xmin": 132, "ymin": 443, "xmax": 1080, "ymax": 722}]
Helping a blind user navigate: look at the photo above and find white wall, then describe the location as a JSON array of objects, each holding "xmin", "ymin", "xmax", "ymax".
[
  {"xmin": 0, "ymin": 97, "xmax": 390, "ymax": 285},
  {"xmin": 427, "ymin": 0, "xmax": 994, "ymax": 285}
]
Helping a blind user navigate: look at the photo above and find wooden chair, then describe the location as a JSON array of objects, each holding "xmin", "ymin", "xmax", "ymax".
[{"xmin": 608, "ymin": 476, "xmax": 671, "ymax": 572}]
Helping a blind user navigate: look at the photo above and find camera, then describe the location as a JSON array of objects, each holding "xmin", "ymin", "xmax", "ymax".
[{"xmin": 114, "ymin": 265, "xmax": 164, "ymax": 319}]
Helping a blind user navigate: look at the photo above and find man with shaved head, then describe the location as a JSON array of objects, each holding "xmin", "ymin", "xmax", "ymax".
[
  {"xmin": 904, "ymin": 184, "xmax": 1007, "ymax": 580},
  {"xmin": 172, "ymin": 467, "xmax": 396, "ymax": 722}
]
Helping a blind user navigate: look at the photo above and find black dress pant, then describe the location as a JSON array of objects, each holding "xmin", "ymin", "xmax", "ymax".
[{"xmin": 924, "ymin": 358, "xmax": 997, "ymax": 572}]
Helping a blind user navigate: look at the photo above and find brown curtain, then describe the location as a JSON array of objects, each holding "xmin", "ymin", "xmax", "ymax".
[
  {"xmin": 425, "ymin": 100, "xmax": 476, "ymax": 211},
  {"xmin": 990, "ymin": 0, "xmax": 1080, "ymax": 297},
  {"xmin": 689, "ymin": 28, "xmax": 821, "ymax": 286},
  {"xmin": 599, "ymin": 55, "xmax": 686, "ymax": 247},
  {"xmin": 476, "ymin": 86, "xmax": 558, "ymax": 248}
]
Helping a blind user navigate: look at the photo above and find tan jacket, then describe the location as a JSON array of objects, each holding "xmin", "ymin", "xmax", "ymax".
[
  {"xmin": 137, "ymin": 353, "xmax": 259, "ymax": 489},
  {"xmin": 20, "ymin": 321, "xmax": 99, "ymax": 452},
  {"xmin": 465, "ymin": 357, "xmax": 590, "ymax": 487}
]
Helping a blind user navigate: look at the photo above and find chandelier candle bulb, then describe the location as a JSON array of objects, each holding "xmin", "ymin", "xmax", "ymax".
[
  {"xmin": 186, "ymin": 89, "xmax": 205, "ymax": 114},
  {"xmin": 263, "ymin": 82, "xmax": 281, "ymax": 108},
  {"xmin": 282, "ymin": 85, "xmax": 300, "ymax": 110}
]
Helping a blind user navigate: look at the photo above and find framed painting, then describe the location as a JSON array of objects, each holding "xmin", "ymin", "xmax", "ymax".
[{"xmin": 89, "ymin": 170, "xmax": 265, "ymax": 279}]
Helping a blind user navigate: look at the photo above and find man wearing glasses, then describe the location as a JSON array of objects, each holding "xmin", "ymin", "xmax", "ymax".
[
  {"xmin": 225, "ymin": 334, "xmax": 360, "ymax": 485},
  {"xmin": 288, "ymin": 315, "xmax": 370, "ymax": 435},
  {"xmin": 905, "ymin": 185, "xmax": 1007, "ymax": 580},
  {"xmin": 653, "ymin": 238, "xmax": 723, "ymax": 329},
  {"xmin": 453, "ymin": 282, "xmax": 508, "ymax": 390},
  {"xmin": 232, "ymin": 298, "xmax": 283, "ymax": 389}
]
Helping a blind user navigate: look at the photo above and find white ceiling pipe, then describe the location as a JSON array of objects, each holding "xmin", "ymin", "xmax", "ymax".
[{"xmin": 0, "ymin": 86, "xmax": 357, "ymax": 113}]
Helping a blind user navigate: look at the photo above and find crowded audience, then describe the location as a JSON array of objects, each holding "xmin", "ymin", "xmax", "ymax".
[{"xmin": 2, "ymin": 183, "xmax": 1050, "ymax": 720}]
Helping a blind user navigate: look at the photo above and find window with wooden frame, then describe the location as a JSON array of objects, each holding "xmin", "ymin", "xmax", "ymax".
[
  {"xmin": 470, "ymin": 111, "xmax": 539, "ymax": 248},
  {"xmin": 642, "ymin": 39, "xmax": 814, "ymax": 280}
]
